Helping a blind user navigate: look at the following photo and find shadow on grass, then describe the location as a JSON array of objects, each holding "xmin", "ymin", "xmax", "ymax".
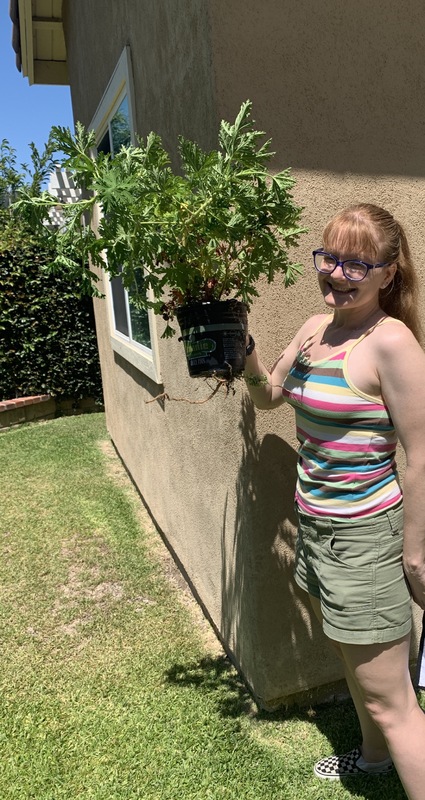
[
  {"xmin": 164, "ymin": 654, "xmax": 407, "ymax": 799},
  {"xmin": 164, "ymin": 654, "xmax": 253, "ymax": 718}
]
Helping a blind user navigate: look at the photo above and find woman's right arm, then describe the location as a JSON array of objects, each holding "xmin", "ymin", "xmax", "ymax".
[{"xmin": 244, "ymin": 316, "xmax": 322, "ymax": 410}]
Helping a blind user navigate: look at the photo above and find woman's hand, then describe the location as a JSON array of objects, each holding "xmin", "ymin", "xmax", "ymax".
[
  {"xmin": 403, "ymin": 560, "xmax": 425, "ymax": 610},
  {"xmin": 243, "ymin": 335, "xmax": 282, "ymax": 408}
]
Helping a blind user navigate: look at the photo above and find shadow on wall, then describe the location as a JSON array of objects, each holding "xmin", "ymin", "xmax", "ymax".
[
  {"xmin": 221, "ymin": 394, "xmax": 337, "ymax": 707},
  {"xmin": 113, "ymin": 351, "xmax": 166, "ymax": 407}
]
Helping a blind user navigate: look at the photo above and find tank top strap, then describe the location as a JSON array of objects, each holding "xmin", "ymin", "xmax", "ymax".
[
  {"xmin": 346, "ymin": 315, "xmax": 403, "ymax": 355},
  {"xmin": 299, "ymin": 316, "xmax": 331, "ymax": 348}
]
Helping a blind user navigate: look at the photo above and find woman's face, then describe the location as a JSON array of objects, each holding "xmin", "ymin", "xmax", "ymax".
[{"xmin": 318, "ymin": 229, "xmax": 395, "ymax": 312}]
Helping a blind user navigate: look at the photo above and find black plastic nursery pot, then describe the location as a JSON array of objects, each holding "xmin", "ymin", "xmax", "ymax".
[{"xmin": 176, "ymin": 299, "xmax": 248, "ymax": 379}]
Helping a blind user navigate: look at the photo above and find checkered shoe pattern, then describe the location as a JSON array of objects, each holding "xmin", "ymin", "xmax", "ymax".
[{"xmin": 314, "ymin": 747, "xmax": 393, "ymax": 780}]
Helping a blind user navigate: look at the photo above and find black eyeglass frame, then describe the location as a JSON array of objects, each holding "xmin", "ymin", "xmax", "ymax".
[{"xmin": 312, "ymin": 249, "xmax": 391, "ymax": 282}]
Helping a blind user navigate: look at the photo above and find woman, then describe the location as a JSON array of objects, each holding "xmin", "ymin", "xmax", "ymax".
[{"xmin": 244, "ymin": 204, "xmax": 425, "ymax": 798}]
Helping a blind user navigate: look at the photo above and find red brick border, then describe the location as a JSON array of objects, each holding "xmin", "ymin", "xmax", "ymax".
[
  {"xmin": 0, "ymin": 395, "xmax": 103, "ymax": 429},
  {"xmin": 0, "ymin": 394, "xmax": 51, "ymax": 412}
]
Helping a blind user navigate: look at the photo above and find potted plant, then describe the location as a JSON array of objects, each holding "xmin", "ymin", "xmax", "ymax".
[{"xmin": 16, "ymin": 101, "xmax": 305, "ymax": 380}]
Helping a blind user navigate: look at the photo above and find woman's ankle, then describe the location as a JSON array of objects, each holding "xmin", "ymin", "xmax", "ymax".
[{"xmin": 360, "ymin": 744, "xmax": 391, "ymax": 764}]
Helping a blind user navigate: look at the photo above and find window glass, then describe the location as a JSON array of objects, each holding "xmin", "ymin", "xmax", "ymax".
[
  {"xmin": 110, "ymin": 274, "xmax": 129, "ymax": 337},
  {"xmin": 97, "ymin": 129, "xmax": 111, "ymax": 156},
  {"xmin": 111, "ymin": 96, "xmax": 131, "ymax": 152},
  {"xmin": 129, "ymin": 300, "xmax": 151, "ymax": 347}
]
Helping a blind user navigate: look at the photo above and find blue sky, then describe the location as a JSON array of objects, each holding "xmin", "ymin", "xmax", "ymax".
[{"xmin": 0, "ymin": 6, "xmax": 74, "ymax": 170}]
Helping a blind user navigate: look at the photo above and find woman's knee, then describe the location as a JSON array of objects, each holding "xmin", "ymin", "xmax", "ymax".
[{"xmin": 363, "ymin": 689, "xmax": 418, "ymax": 732}]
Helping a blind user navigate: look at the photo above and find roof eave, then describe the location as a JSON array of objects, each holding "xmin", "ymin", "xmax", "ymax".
[{"xmin": 9, "ymin": 0, "xmax": 69, "ymax": 86}]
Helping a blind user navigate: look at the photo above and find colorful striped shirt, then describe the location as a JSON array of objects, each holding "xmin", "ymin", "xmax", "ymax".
[{"xmin": 281, "ymin": 318, "xmax": 402, "ymax": 519}]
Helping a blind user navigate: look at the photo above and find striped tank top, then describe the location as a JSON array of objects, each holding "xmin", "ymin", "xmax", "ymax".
[{"xmin": 281, "ymin": 317, "xmax": 402, "ymax": 519}]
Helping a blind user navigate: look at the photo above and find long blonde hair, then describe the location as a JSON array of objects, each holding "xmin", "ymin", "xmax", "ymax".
[{"xmin": 323, "ymin": 203, "xmax": 422, "ymax": 343}]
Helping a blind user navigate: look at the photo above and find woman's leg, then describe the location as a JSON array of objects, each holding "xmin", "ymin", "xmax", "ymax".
[
  {"xmin": 310, "ymin": 593, "xmax": 425, "ymax": 799},
  {"xmin": 309, "ymin": 594, "xmax": 389, "ymax": 761},
  {"xmin": 340, "ymin": 635, "xmax": 425, "ymax": 800}
]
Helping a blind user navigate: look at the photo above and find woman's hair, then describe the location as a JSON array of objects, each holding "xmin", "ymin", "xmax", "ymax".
[{"xmin": 322, "ymin": 203, "xmax": 422, "ymax": 343}]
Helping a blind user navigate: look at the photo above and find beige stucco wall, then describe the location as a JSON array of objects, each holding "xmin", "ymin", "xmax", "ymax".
[{"xmin": 63, "ymin": 0, "xmax": 425, "ymax": 708}]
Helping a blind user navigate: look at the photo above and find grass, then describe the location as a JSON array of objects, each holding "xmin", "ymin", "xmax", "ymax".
[{"xmin": 0, "ymin": 413, "xmax": 413, "ymax": 799}]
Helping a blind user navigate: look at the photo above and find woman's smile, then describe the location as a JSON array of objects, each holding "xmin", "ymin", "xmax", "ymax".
[
  {"xmin": 322, "ymin": 278, "xmax": 358, "ymax": 299},
  {"xmin": 327, "ymin": 282, "xmax": 356, "ymax": 294}
]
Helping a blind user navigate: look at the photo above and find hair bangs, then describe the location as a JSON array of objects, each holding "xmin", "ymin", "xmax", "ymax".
[{"xmin": 322, "ymin": 211, "xmax": 382, "ymax": 261}]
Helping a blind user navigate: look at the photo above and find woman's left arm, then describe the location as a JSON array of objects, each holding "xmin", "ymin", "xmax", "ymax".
[{"xmin": 378, "ymin": 325, "xmax": 425, "ymax": 610}]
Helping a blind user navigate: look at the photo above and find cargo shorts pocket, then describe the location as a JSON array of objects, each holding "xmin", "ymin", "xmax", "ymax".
[{"xmin": 319, "ymin": 532, "xmax": 378, "ymax": 612}]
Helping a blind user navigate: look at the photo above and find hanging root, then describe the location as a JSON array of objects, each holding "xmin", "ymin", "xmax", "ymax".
[{"xmin": 145, "ymin": 373, "xmax": 239, "ymax": 405}]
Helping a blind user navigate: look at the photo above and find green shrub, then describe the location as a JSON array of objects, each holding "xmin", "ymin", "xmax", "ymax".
[
  {"xmin": 0, "ymin": 138, "xmax": 103, "ymax": 404},
  {"xmin": 0, "ymin": 225, "xmax": 103, "ymax": 403}
]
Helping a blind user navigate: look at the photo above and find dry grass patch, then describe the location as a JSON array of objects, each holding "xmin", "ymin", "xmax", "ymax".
[{"xmin": 98, "ymin": 437, "xmax": 224, "ymax": 657}]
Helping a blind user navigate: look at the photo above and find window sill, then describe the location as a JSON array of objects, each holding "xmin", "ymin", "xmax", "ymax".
[{"xmin": 110, "ymin": 333, "xmax": 162, "ymax": 384}]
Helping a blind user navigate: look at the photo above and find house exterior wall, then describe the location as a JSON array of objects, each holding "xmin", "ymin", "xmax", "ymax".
[{"xmin": 62, "ymin": 0, "xmax": 425, "ymax": 708}]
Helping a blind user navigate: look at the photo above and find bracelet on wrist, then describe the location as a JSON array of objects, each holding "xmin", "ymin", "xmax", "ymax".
[{"xmin": 246, "ymin": 334, "xmax": 255, "ymax": 356}]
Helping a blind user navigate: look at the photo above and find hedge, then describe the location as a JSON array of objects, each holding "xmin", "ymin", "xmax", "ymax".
[{"xmin": 0, "ymin": 226, "xmax": 103, "ymax": 403}]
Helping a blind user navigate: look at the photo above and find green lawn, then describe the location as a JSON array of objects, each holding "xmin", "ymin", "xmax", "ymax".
[{"xmin": 0, "ymin": 414, "xmax": 410, "ymax": 799}]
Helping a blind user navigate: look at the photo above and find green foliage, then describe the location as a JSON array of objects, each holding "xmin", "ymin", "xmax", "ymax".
[
  {"xmin": 14, "ymin": 101, "xmax": 307, "ymax": 335},
  {"xmin": 243, "ymin": 373, "xmax": 269, "ymax": 387},
  {"xmin": 0, "ymin": 139, "xmax": 103, "ymax": 402},
  {"xmin": 0, "ymin": 136, "xmax": 56, "ymax": 208},
  {"xmin": 0, "ymin": 225, "xmax": 103, "ymax": 402}
]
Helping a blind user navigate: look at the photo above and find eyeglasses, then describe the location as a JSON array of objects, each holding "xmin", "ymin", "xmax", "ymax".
[{"xmin": 312, "ymin": 250, "xmax": 391, "ymax": 282}]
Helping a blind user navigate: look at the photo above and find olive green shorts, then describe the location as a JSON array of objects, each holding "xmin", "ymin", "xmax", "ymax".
[{"xmin": 294, "ymin": 503, "xmax": 412, "ymax": 644}]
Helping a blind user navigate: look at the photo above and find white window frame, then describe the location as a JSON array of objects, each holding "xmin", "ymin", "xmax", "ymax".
[{"xmin": 89, "ymin": 47, "xmax": 162, "ymax": 384}]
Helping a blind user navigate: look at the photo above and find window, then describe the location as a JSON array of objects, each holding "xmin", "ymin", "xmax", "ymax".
[{"xmin": 89, "ymin": 48, "xmax": 161, "ymax": 383}]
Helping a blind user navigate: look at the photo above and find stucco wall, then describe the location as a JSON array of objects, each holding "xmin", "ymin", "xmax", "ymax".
[
  {"xmin": 63, "ymin": 0, "xmax": 424, "ymax": 708},
  {"xmin": 63, "ymin": 0, "xmax": 217, "ymax": 159}
]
